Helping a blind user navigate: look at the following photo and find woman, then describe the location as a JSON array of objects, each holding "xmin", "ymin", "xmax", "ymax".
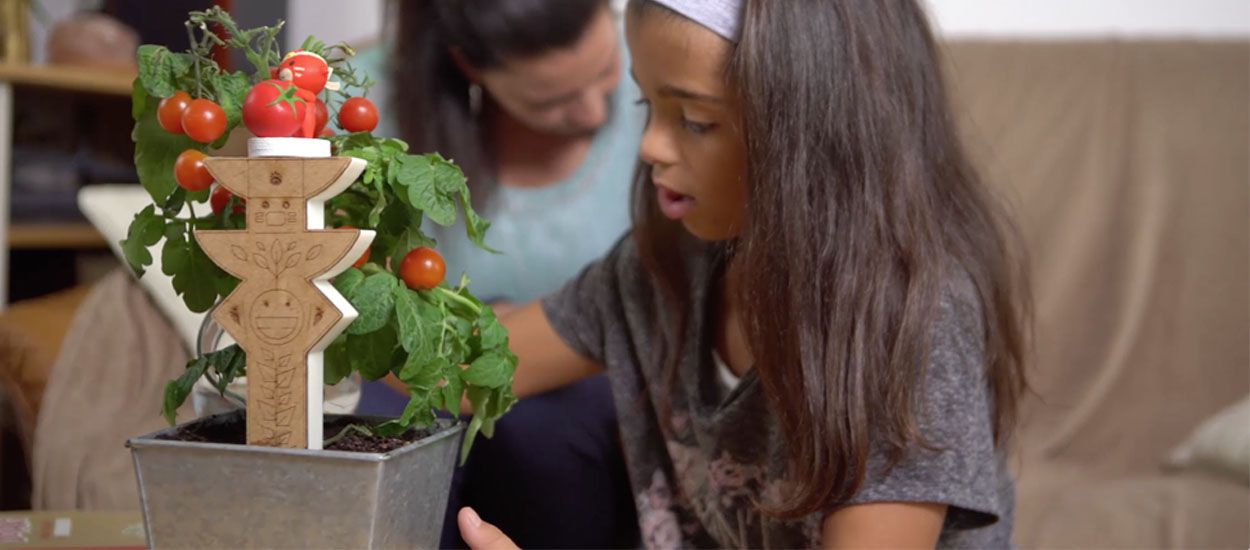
[
  {"xmin": 353, "ymin": 0, "xmax": 645, "ymax": 547},
  {"xmin": 459, "ymin": 0, "xmax": 1029, "ymax": 547}
]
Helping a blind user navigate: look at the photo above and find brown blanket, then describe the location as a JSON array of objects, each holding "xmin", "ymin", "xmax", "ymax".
[{"xmin": 31, "ymin": 270, "xmax": 189, "ymax": 509}]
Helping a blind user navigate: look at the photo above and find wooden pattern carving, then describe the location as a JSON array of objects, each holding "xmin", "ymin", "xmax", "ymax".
[{"xmin": 196, "ymin": 155, "xmax": 373, "ymax": 449}]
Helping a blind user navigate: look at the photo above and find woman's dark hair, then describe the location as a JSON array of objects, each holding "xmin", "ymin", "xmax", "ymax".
[
  {"xmin": 629, "ymin": 0, "xmax": 1031, "ymax": 519},
  {"xmin": 393, "ymin": 0, "xmax": 607, "ymax": 206}
]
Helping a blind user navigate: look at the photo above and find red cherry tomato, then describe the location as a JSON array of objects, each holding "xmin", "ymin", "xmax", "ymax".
[
  {"xmin": 243, "ymin": 79, "xmax": 309, "ymax": 138},
  {"xmin": 181, "ymin": 99, "xmax": 226, "ymax": 143},
  {"xmin": 276, "ymin": 50, "xmax": 333, "ymax": 94},
  {"xmin": 210, "ymin": 185, "xmax": 244, "ymax": 215},
  {"xmin": 157, "ymin": 91, "xmax": 191, "ymax": 134},
  {"xmin": 174, "ymin": 150, "xmax": 213, "ymax": 192},
  {"xmin": 338, "ymin": 97, "xmax": 378, "ymax": 133},
  {"xmin": 314, "ymin": 98, "xmax": 329, "ymax": 135},
  {"xmin": 399, "ymin": 247, "xmax": 445, "ymax": 290}
]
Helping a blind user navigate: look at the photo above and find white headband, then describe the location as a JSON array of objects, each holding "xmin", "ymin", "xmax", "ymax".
[{"xmin": 648, "ymin": 0, "xmax": 744, "ymax": 42}]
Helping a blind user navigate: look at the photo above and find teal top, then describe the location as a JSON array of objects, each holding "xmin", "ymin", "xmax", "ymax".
[{"xmin": 352, "ymin": 34, "xmax": 644, "ymax": 303}]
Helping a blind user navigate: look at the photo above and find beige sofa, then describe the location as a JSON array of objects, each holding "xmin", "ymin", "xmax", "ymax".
[
  {"xmin": 1, "ymin": 39, "xmax": 1247, "ymax": 547},
  {"xmin": 945, "ymin": 40, "xmax": 1249, "ymax": 548}
]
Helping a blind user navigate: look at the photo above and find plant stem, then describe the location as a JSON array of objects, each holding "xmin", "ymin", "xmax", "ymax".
[
  {"xmin": 435, "ymin": 286, "xmax": 481, "ymax": 315},
  {"xmin": 323, "ymin": 423, "xmax": 374, "ymax": 447},
  {"xmin": 186, "ymin": 23, "xmax": 203, "ymax": 98}
]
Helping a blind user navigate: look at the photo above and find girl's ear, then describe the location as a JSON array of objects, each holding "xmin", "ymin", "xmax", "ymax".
[{"xmin": 448, "ymin": 47, "xmax": 481, "ymax": 83}]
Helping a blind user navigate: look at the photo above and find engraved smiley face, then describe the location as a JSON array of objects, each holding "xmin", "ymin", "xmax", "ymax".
[{"xmin": 250, "ymin": 289, "xmax": 303, "ymax": 345}]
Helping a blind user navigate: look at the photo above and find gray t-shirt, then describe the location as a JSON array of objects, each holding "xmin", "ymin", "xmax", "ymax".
[{"xmin": 542, "ymin": 237, "xmax": 1014, "ymax": 548}]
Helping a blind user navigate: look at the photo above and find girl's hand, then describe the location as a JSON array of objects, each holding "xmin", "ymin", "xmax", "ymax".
[{"xmin": 458, "ymin": 507, "xmax": 519, "ymax": 550}]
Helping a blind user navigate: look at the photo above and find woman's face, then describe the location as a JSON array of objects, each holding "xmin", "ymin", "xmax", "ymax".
[
  {"xmin": 626, "ymin": 8, "xmax": 747, "ymax": 241},
  {"xmin": 476, "ymin": 5, "xmax": 622, "ymax": 137}
]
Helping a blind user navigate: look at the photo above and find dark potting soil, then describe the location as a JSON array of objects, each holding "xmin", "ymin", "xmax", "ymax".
[{"xmin": 156, "ymin": 414, "xmax": 450, "ymax": 454}]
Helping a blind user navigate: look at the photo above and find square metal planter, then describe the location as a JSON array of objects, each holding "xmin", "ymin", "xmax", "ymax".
[{"xmin": 128, "ymin": 410, "xmax": 462, "ymax": 549}]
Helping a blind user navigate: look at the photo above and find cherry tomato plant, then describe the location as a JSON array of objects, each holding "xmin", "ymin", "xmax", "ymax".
[{"xmin": 123, "ymin": 8, "xmax": 514, "ymax": 456}]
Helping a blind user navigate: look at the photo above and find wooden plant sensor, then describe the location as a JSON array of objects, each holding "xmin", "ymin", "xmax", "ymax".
[{"xmin": 196, "ymin": 142, "xmax": 373, "ymax": 449}]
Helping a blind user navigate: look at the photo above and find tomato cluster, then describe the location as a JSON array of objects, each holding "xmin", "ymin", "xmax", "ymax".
[
  {"xmin": 244, "ymin": 50, "xmax": 378, "ymax": 138},
  {"xmin": 162, "ymin": 48, "xmax": 384, "ymax": 192}
]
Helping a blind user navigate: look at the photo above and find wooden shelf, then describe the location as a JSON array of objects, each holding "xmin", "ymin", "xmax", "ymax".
[
  {"xmin": 9, "ymin": 223, "xmax": 108, "ymax": 249},
  {"xmin": 0, "ymin": 63, "xmax": 134, "ymax": 96}
]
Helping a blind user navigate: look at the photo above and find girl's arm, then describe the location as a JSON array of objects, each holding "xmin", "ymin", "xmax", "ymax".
[
  {"xmin": 383, "ymin": 300, "xmax": 602, "ymax": 399},
  {"xmin": 821, "ymin": 502, "xmax": 948, "ymax": 549}
]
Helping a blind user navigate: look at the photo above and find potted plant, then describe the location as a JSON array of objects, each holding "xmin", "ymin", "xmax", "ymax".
[{"xmin": 120, "ymin": 8, "xmax": 517, "ymax": 548}]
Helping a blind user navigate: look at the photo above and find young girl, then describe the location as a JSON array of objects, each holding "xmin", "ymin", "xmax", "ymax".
[{"xmin": 460, "ymin": 0, "xmax": 1028, "ymax": 547}]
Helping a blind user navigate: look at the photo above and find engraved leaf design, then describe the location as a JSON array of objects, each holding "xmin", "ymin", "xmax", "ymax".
[
  {"xmin": 230, "ymin": 245, "xmax": 248, "ymax": 262},
  {"xmin": 307, "ymin": 245, "xmax": 323, "ymax": 261}
]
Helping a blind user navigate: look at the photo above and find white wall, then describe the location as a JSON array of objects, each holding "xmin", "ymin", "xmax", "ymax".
[
  {"xmin": 284, "ymin": 0, "xmax": 386, "ymax": 51},
  {"xmin": 925, "ymin": 0, "xmax": 1250, "ymax": 38},
  {"xmin": 283, "ymin": 0, "xmax": 1250, "ymax": 48}
]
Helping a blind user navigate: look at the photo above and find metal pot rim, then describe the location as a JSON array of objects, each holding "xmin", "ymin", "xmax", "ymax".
[{"xmin": 127, "ymin": 411, "xmax": 464, "ymax": 464}]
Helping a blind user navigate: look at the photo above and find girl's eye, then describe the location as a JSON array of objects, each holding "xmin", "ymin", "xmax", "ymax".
[{"xmin": 681, "ymin": 118, "xmax": 715, "ymax": 135}]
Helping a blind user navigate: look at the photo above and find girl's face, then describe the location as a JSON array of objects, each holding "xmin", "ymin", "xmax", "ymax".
[{"xmin": 626, "ymin": 8, "xmax": 748, "ymax": 241}]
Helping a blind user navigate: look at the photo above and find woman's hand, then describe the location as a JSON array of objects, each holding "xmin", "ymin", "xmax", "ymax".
[{"xmin": 459, "ymin": 507, "xmax": 519, "ymax": 550}]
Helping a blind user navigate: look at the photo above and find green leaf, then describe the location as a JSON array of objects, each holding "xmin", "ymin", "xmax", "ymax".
[
  {"xmin": 163, "ymin": 187, "xmax": 187, "ymax": 214},
  {"xmin": 396, "ymin": 156, "xmax": 456, "ymax": 226},
  {"xmin": 324, "ymin": 335, "xmax": 351, "ymax": 385},
  {"xmin": 375, "ymin": 394, "xmax": 436, "ymax": 436},
  {"xmin": 461, "ymin": 350, "xmax": 515, "ymax": 389},
  {"xmin": 120, "ymin": 237, "xmax": 152, "ymax": 279},
  {"xmin": 348, "ymin": 324, "xmax": 397, "ymax": 380},
  {"xmin": 367, "ymin": 176, "xmax": 389, "ymax": 227},
  {"xmin": 131, "ymin": 78, "xmax": 148, "ymax": 120},
  {"xmin": 162, "ymin": 355, "xmax": 210, "ymax": 425},
  {"xmin": 393, "ymin": 286, "xmax": 441, "ymax": 360},
  {"xmin": 477, "ymin": 307, "xmax": 508, "ymax": 351},
  {"xmin": 160, "ymin": 230, "xmax": 188, "ymax": 276},
  {"xmin": 133, "ymin": 205, "xmax": 165, "ymax": 245},
  {"xmin": 332, "ymin": 268, "xmax": 366, "ymax": 300},
  {"xmin": 214, "ymin": 270, "xmax": 240, "ymax": 297},
  {"xmin": 438, "ymin": 364, "xmax": 464, "ymax": 416},
  {"xmin": 347, "ymin": 272, "xmax": 398, "ymax": 335},
  {"xmin": 119, "ymin": 205, "xmax": 164, "ymax": 277},
  {"xmin": 208, "ymin": 70, "xmax": 249, "ymax": 141},
  {"xmin": 187, "ymin": 187, "xmax": 211, "ymax": 204},
  {"xmin": 136, "ymin": 45, "xmax": 191, "ymax": 99},
  {"xmin": 399, "ymin": 355, "xmax": 446, "ymax": 400},
  {"xmin": 462, "ymin": 203, "xmax": 496, "ymax": 253},
  {"xmin": 486, "ymin": 386, "xmax": 517, "ymax": 422},
  {"xmin": 165, "ymin": 234, "xmax": 222, "ymax": 313},
  {"xmin": 205, "ymin": 344, "xmax": 246, "ymax": 394},
  {"xmin": 132, "ymin": 86, "xmax": 204, "ymax": 204}
]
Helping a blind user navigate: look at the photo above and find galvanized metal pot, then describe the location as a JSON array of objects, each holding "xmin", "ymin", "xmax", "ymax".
[{"xmin": 128, "ymin": 410, "xmax": 463, "ymax": 549}]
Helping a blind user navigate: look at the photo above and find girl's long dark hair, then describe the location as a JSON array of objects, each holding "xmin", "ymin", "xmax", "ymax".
[
  {"xmin": 631, "ymin": 0, "xmax": 1030, "ymax": 518},
  {"xmin": 393, "ymin": 0, "xmax": 606, "ymax": 206}
]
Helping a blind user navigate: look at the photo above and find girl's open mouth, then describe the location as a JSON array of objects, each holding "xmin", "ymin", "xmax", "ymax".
[{"xmin": 656, "ymin": 185, "xmax": 694, "ymax": 220}]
